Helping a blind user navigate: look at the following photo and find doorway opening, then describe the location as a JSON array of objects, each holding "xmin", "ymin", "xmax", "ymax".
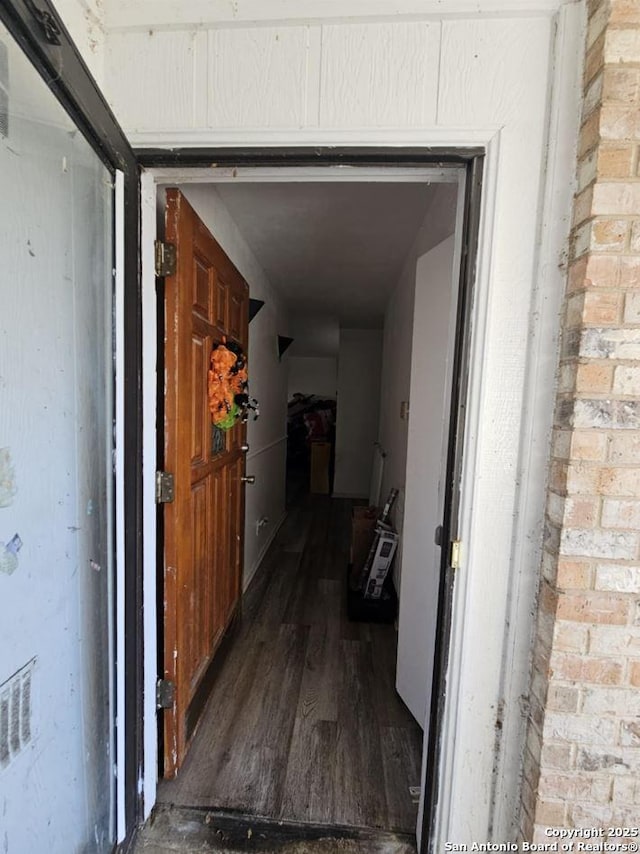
[{"xmin": 142, "ymin": 157, "xmax": 480, "ymax": 851}]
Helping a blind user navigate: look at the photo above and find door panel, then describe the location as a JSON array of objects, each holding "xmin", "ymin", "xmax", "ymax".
[
  {"xmin": 191, "ymin": 333, "xmax": 208, "ymax": 464},
  {"xmin": 228, "ymin": 288, "xmax": 246, "ymax": 341},
  {"xmin": 396, "ymin": 235, "xmax": 457, "ymax": 725},
  {"xmin": 163, "ymin": 189, "xmax": 249, "ymax": 776},
  {"xmin": 215, "ymin": 278, "xmax": 228, "ymax": 332}
]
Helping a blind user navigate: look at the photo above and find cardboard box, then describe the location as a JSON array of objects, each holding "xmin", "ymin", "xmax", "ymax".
[
  {"xmin": 349, "ymin": 505, "xmax": 378, "ymax": 589},
  {"xmin": 310, "ymin": 441, "xmax": 331, "ymax": 494},
  {"xmin": 363, "ymin": 529, "xmax": 399, "ymax": 600}
]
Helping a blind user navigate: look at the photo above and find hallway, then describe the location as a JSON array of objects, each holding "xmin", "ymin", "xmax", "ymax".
[{"xmin": 157, "ymin": 496, "xmax": 423, "ymax": 834}]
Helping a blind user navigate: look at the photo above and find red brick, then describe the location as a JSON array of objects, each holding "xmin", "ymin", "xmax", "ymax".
[
  {"xmin": 567, "ymin": 462, "xmax": 600, "ymax": 493},
  {"xmin": 600, "ymin": 104, "xmax": 640, "ymax": 140},
  {"xmin": 591, "ymin": 218, "xmax": 629, "ymax": 251},
  {"xmin": 592, "ymin": 181, "xmax": 640, "ymax": 215},
  {"xmin": 575, "ymin": 361, "xmax": 614, "ymax": 392},
  {"xmin": 605, "ymin": 28, "xmax": 640, "ymax": 64},
  {"xmin": 585, "ymin": 32, "xmax": 606, "ymax": 87},
  {"xmin": 566, "ymin": 291, "xmax": 586, "ymax": 327},
  {"xmin": 573, "ymin": 185, "xmax": 595, "ymax": 226},
  {"xmin": 608, "ymin": 432, "xmax": 640, "ymax": 462},
  {"xmin": 534, "ymin": 798, "xmax": 567, "ymax": 825},
  {"xmin": 568, "ymin": 255, "xmax": 588, "ymax": 293},
  {"xmin": 579, "ymin": 107, "xmax": 602, "ymax": 156},
  {"xmin": 556, "ymin": 591, "xmax": 630, "ymax": 624},
  {"xmin": 540, "ymin": 741, "xmax": 574, "ymax": 769},
  {"xmin": 539, "ymin": 770, "xmax": 612, "ymax": 801},
  {"xmin": 597, "ymin": 144, "xmax": 635, "ymax": 177},
  {"xmin": 549, "ymin": 460, "xmax": 568, "ymax": 493},
  {"xmin": 551, "ymin": 652, "xmax": 623, "ymax": 683},
  {"xmin": 587, "ymin": 2, "xmax": 609, "ymax": 49},
  {"xmin": 620, "ymin": 256, "xmax": 640, "ymax": 287},
  {"xmin": 609, "ymin": 0, "xmax": 640, "ymax": 24},
  {"xmin": 602, "ymin": 498, "xmax": 640, "ymax": 529},
  {"xmin": 602, "ymin": 65, "xmax": 640, "ymax": 101},
  {"xmin": 570, "ymin": 431, "xmax": 608, "ymax": 462},
  {"xmin": 553, "ymin": 620, "xmax": 590, "ymax": 653},
  {"xmin": 584, "ymin": 253, "xmax": 620, "ymax": 288},
  {"xmin": 557, "ymin": 555, "xmax": 594, "ymax": 587},
  {"xmin": 582, "ymin": 290, "xmax": 622, "ymax": 323},
  {"xmin": 599, "ymin": 466, "xmax": 640, "ymax": 497}
]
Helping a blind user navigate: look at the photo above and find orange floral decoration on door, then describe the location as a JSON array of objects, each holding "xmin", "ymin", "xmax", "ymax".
[{"xmin": 207, "ymin": 339, "xmax": 258, "ymax": 430}]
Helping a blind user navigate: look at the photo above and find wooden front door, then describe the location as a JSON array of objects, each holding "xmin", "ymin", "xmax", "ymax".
[{"xmin": 162, "ymin": 189, "xmax": 249, "ymax": 777}]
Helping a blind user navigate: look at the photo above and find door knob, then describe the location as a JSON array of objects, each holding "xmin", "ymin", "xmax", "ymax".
[
  {"xmin": 241, "ymin": 443, "xmax": 250, "ymax": 453},
  {"xmin": 241, "ymin": 475, "xmax": 255, "ymax": 484}
]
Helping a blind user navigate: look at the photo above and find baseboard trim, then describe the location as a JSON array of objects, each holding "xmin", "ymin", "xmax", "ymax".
[{"xmin": 243, "ymin": 511, "xmax": 287, "ymax": 593}]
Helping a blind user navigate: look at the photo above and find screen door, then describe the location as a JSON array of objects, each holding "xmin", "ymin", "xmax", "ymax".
[{"xmin": 0, "ymin": 22, "xmax": 116, "ymax": 853}]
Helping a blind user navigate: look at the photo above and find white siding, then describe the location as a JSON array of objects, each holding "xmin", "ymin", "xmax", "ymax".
[
  {"xmin": 319, "ymin": 22, "xmax": 440, "ymax": 127},
  {"xmin": 55, "ymin": 0, "xmax": 106, "ymax": 86},
  {"xmin": 210, "ymin": 28, "xmax": 310, "ymax": 128}
]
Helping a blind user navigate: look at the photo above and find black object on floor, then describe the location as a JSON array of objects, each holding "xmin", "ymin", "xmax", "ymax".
[{"xmin": 347, "ymin": 569, "xmax": 398, "ymax": 624}]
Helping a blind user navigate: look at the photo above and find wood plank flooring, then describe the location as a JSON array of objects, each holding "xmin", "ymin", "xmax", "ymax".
[{"xmin": 157, "ymin": 495, "xmax": 423, "ymax": 834}]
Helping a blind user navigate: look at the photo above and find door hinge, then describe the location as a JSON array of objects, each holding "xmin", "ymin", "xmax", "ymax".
[
  {"xmin": 155, "ymin": 471, "xmax": 175, "ymax": 504},
  {"xmin": 154, "ymin": 240, "xmax": 176, "ymax": 276},
  {"xmin": 156, "ymin": 678, "xmax": 175, "ymax": 710},
  {"xmin": 450, "ymin": 540, "xmax": 462, "ymax": 570}
]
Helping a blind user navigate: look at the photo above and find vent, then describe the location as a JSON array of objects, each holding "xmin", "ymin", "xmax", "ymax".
[
  {"xmin": 0, "ymin": 40, "xmax": 8, "ymax": 138},
  {"xmin": 0, "ymin": 658, "xmax": 35, "ymax": 768}
]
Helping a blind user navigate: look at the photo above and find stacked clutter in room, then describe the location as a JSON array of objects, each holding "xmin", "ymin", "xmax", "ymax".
[{"xmin": 347, "ymin": 488, "xmax": 399, "ymax": 622}]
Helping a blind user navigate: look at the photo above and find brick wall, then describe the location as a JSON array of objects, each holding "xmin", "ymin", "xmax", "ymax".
[{"xmin": 521, "ymin": 0, "xmax": 640, "ymax": 838}]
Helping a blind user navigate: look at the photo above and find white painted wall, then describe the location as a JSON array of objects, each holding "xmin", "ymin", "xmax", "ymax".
[
  {"xmin": 96, "ymin": 0, "xmax": 583, "ymax": 842},
  {"xmin": 333, "ymin": 329, "xmax": 383, "ymax": 498},
  {"xmin": 378, "ymin": 183, "xmax": 458, "ymax": 576},
  {"xmin": 396, "ymin": 235, "xmax": 457, "ymax": 726},
  {"xmin": 289, "ymin": 315, "xmax": 339, "ymax": 358},
  {"xmin": 288, "ymin": 356, "xmax": 337, "ymax": 399},
  {"xmin": 54, "ymin": 0, "xmax": 106, "ymax": 86},
  {"xmin": 176, "ymin": 185, "xmax": 290, "ymax": 589},
  {"xmin": 0, "ymin": 25, "xmax": 114, "ymax": 853}
]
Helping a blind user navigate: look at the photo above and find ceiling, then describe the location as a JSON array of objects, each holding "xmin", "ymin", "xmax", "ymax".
[{"xmin": 209, "ymin": 180, "xmax": 458, "ymax": 329}]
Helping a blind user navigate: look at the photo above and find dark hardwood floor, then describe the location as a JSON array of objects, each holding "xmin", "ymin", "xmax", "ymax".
[{"xmin": 157, "ymin": 495, "xmax": 423, "ymax": 834}]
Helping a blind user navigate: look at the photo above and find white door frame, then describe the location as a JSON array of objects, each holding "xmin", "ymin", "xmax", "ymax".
[
  {"xmin": 135, "ymin": 69, "xmax": 579, "ymax": 839},
  {"xmin": 114, "ymin": 171, "xmax": 127, "ymax": 843},
  {"xmin": 139, "ymin": 157, "xmax": 464, "ymax": 819},
  {"xmin": 139, "ymin": 142, "xmax": 498, "ymax": 843}
]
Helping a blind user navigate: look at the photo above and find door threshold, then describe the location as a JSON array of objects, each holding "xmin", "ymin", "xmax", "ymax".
[{"xmin": 134, "ymin": 804, "xmax": 417, "ymax": 853}]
